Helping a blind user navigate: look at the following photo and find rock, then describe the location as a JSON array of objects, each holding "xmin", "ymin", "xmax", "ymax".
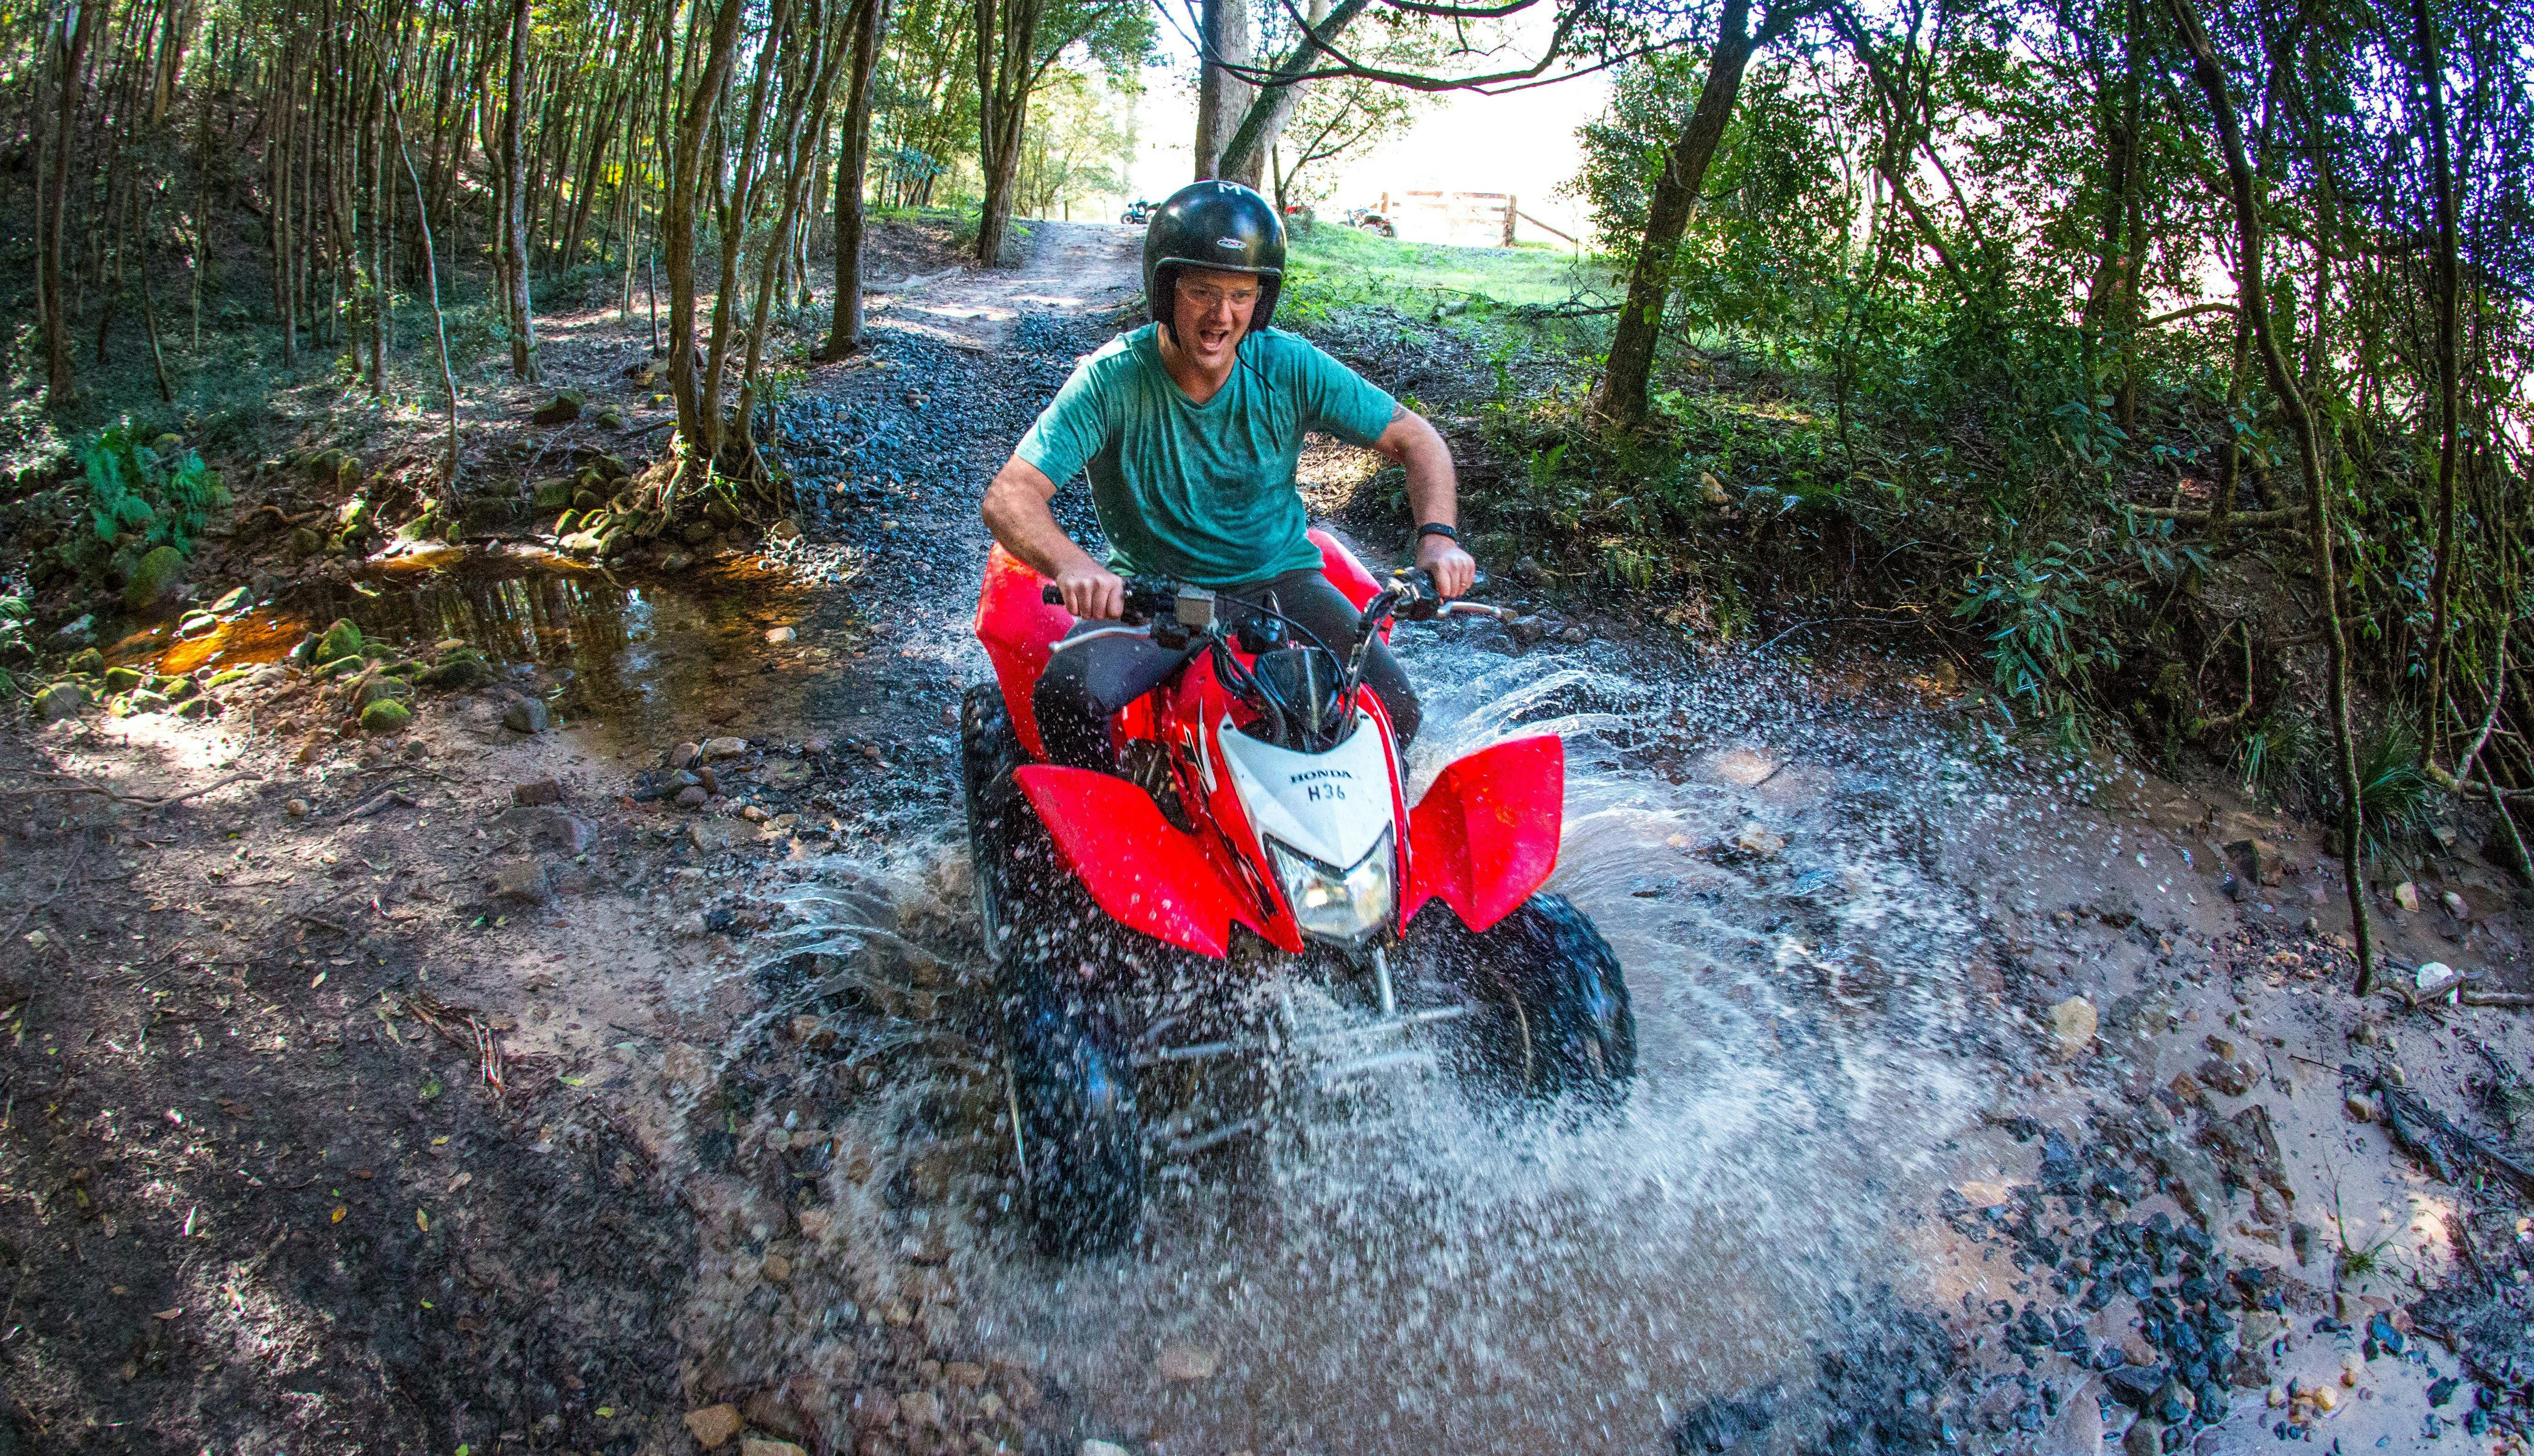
[
  {"xmin": 2105, "ymin": 1365, "xmax": 2170, "ymax": 1408},
  {"xmin": 2197, "ymin": 1057, "xmax": 2256, "ymax": 1098},
  {"xmin": 767, "ymin": 518, "xmax": 802, "ymax": 542},
  {"xmin": 896, "ymin": 1391, "xmax": 942, "ymax": 1430},
  {"xmin": 318, "ymin": 619, "xmax": 365, "ymax": 663},
  {"xmin": 2414, "ymin": 961, "xmax": 2458, "ymax": 993},
  {"xmin": 2343, "ymin": 1092, "xmax": 2377, "ymax": 1123},
  {"xmin": 660, "ymin": 550, "xmax": 695, "ymax": 571},
  {"xmin": 1081, "ymin": 1443, "xmax": 1133, "ymax": 1456},
  {"xmin": 736, "ymin": 1441, "xmax": 805, "ymax": 1456},
  {"xmin": 531, "ymin": 390, "xmax": 584, "ymax": 425},
  {"xmin": 765, "ymin": 626, "xmax": 796, "ymax": 644},
  {"xmin": 1511, "ymin": 555, "xmax": 1546, "ymax": 585},
  {"xmin": 101, "ymin": 665, "xmax": 142, "ymax": 691},
  {"xmin": 531, "ymin": 476, "xmax": 575, "ymax": 508},
  {"xmin": 2049, "ymin": 997, "xmax": 2099, "ymax": 1058},
  {"xmin": 2393, "ymin": 880, "xmax": 2421, "ymax": 912},
  {"xmin": 125, "ymin": 545, "xmax": 188, "ymax": 612},
  {"xmin": 209, "ymin": 585, "xmax": 250, "ymax": 614},
  {"xmin": 1156, "ymin": 1344, "xmax": 1217, "ymax": 1381},
  {"xmin": 1508, "ymin": 615, "xmax": 1547, "ymax": 646},
  {"xmin": 1700, "ymin": 470, "xmax": 1729, "ymax": 505},
  {"xmin": 701, "ymin": 735, "xmax": 749, "ymax": 759},
  {"xmin": 2204, "ymin": 1034, "xmax": 2239, "ymax": 1061},
  {"xmin": 669, "ymin": 742, "xmax": 702, "ymax": 769},
  {"xmin": 290, "ymin": 526, "xmax": 325, "ymax": 556},
  {"xmin": 690, "ymin": 820, "xmax": 742, "ymax": 852},
  {"xmin": 177, "ymin": 612, "xmax": 218, "ymax": 637},
  {"xmin": 357, "ymin": 675, "xmax": 413, "ymax": 707},
  {"xmin": 1557, "ymin": 623, "xmax": 1591, "ymax": 645},
  {"xmin": 285, "ymin": 798, "xmax": 311, "ymax": 818},
  {"xmin": 683, "ymin": 1403, "xmax": 744, "ymax": 1449},
  {"xmin": 2121, "ymin": 1418, "xmax": 2163, "ymax": 1456},
  {"xmin": 512, "ymin": 776, "xmax": 563, "ymax": 806},
  {"xmin": 502, "ymin": 697, "xmax": 549, "ymax": 734},
  {"xmin": 358, "ymin": 699, "xmax": 413, "ymax": 733},
  {"xmin": 501, "ymin": 805, "xmax": 594, "ymax": 853},
  {"xmin": 64, "ymin": 646, "xmax": 105, "ymax": 675},
  {"xmin": 54, "ymin": 614, "xmax": 95, "ymax": 646},
  {"xmin": 34, "ymin": 682, "xmax": 87, "ymax": 721},
  {"xmin": 2201, "ymin": 1102, "xmax": 2291, "ymax": 1202},
  {"xmin": 760, "ymin": 1252, "xmax": 792, "ymax": 1283},
  {"xmin": 2442, "ymin": 890, "xmax": 2471, "ymax": 919},
  {"xmin": 492, "ymin": 859, "xmax": 550, "ymax": 904},
  {"xmin": 1733, "ymin": 822, "xmax": 1785, "ymax": 860},
  {"xmin": 676, "ymin": 785, "xmax": 709, "ymax": 809}
]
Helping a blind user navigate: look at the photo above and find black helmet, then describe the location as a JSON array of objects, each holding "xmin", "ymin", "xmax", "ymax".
[{"xmin": 1144, "ymin": 181, "xmax": 1287, "ymax": 337}]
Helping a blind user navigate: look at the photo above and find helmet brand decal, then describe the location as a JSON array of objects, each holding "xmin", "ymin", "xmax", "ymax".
[{"xmin": 1215, "ymin": 236, "xmax": 1243, "ymax": 250}]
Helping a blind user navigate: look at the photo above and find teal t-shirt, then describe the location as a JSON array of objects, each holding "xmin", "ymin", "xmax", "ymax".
[{"xmin": 1014, "ymin": 323, "xmax": 1398, "ymax": 587}]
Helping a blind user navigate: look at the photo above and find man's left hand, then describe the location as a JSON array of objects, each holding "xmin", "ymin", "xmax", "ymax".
[{"xmin": 1417, "ymin": 534, "xmax": 1477, "ymax": 599}]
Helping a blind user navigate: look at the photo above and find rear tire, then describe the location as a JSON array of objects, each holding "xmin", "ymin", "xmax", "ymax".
[
  {"xmin": 1421, "ymin": 893, "xmax": 1636, "ymax": 1107},
  {"xmin": 961, "ymin": 683, "xmax": 1043, "ymax": 963}
]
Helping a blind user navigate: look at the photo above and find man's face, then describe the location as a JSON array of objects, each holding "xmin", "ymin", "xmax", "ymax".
[{"xmin": 1171, "ymin": 268, "xmax": 1261, "ymax": 366}]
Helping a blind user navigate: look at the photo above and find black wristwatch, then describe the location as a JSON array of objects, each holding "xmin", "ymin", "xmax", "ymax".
[{"xmin": 1416, "ymin": 522, "xmax": 1460, "ymax": 543}]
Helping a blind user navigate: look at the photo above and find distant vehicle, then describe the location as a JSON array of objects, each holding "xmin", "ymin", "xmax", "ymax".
[
  {"xmin": 1343, "ymin": 206, "xmax": 1395, "ymax": 238},
  {"xmin": 1120, "ymin": 199, "xmax": 1154, "ymax": 225}
]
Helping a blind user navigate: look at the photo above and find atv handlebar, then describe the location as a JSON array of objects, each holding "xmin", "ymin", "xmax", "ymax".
[{"xmin": 1042, "ymin": 578, "xmax": 1178, "ymax": 624}]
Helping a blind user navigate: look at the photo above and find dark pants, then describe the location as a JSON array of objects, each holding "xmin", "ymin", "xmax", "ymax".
[{"xmin": 1033, "ymin": 570, "xmax": 1420, "ymax": 771}]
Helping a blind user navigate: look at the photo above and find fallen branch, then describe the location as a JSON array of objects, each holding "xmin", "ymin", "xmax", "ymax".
[
  {"xmin": 0, "ymin": 771, "xmax": 263, "ymax": 811},
  {"xmin": 2461, "ymin": 990, "xmax": 2534, "ymax": 1009},
  {"xmin": 2123, "ymin": 504, "xmax": 2303, "ymax": 529},
  {"xmin": 2351, "ymin": 1063, "xmax": 2534, "ymax": 1198},
  {"xmin": 343, "ymin": 789, "xmax": 417, "ymax": 820}
]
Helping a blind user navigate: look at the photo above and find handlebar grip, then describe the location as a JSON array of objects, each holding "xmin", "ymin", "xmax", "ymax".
[{"xmin": 1042, "ymin": 584, "xmax": 1063, "ymax": 606}]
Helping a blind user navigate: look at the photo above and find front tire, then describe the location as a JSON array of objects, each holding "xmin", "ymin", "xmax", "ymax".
[
  {"xmin": 1004, "ymin": 976, "xmax": 1143, "ymax": 1255},
  {"xmin": 1422, "ymin": 893, "xmax": 1637, "ymax": 1107}
]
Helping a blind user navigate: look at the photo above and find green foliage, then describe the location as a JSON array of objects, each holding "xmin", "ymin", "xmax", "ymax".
[
  {"xmin": 0, "ymin": 595, "xmax": 30, "ymax": 699},
  {"xmin": 2353, "ymin": 720, "xmax": 2434, "ymax": 859},
  {"xmin": 1953, "ymin": 545, "xmax": 2122, "ymax": 738},
  {"xmin": 78, "ymin": 421, "xmax": 229, "ymax": 558},
  {"xmin": 2229, "ymin": 712, "xmax": 2314, "ymax": 804}
]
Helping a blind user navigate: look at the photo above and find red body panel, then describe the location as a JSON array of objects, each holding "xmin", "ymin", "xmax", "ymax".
[
  {"xmin": 1403, "ymin": 735, "xmax": 1566, "ymax": 933},
  {"xmin": 1014, "ymin": 765, "xmax": 1270, "ymax": 958},
  {"xmin": 974, "ymin": 544, "xmax": 1073, "ymax": 761},
  {"xmin": 1311, "ymin": 528, "xmax": 1383, "ymax": 611}
]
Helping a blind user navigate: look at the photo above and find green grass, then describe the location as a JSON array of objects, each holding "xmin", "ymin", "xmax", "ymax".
[{"xmin": 1283, "ymin": 221, "xmax": 1615, "ymax": 313}]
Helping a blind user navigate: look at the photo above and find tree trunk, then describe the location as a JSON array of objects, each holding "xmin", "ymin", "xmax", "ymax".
[
  {"xmin": 2166, "ymin": 0, "xmax": 2377, "ymax": 993},
  {"xmin": 500, "ymin": 0, "xmax": 539, "ymax": 380},
  {"xmin": 1214, "ymin": 0, "xmax": 1359, "ymax": 190},
  {"xmin": 666, "ymin": 0, "xmax": 751, "ymax": 456},
  {"xmin": 972, "ymin": 0, "xmax": 1042, "ymax": 266},
  {"xmin": 1591, "ymin": 0, "xmax": 1760, "ymax": 433},
  {"xmin": 2414, "ymin": 0, "xmax": 2464, "ymax": 762},
  {"xmin": 823, "ymin": 0, "xmax": 887, "ymax": 358},
  {"xmin": 42, "ymin": 0, "xmax": 101, "ymax": 406},
  {"xmin": 1193, "ymin": 0, "xmax": 1251, "ymax": 179}
]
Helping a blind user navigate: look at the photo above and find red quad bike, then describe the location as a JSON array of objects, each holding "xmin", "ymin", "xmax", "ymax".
[{"xmin": 962, "ymin": 530, "xmax": 1635, "ymax": 1255}]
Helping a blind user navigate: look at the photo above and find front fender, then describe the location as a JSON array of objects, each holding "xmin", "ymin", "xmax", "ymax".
[
  {"xmin": 1403, "ymin": 735, "xmax": 1564, "ymax": 933},
  {"xmin": 1014, "ymin": 765, "xmax": 1265, "ymax": 960}
]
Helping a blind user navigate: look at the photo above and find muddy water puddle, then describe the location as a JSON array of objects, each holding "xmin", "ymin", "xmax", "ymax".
[
  {"xmin": 115, "ymin": 550, "xmax": 870, "ymax": 742},
  {"xmin": 684, "ymin": 629, "xmax": 2032, "ymax": 1455}
]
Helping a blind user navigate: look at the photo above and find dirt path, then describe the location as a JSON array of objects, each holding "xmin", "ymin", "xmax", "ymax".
[{"xmin": 6, "ymin": 218, "xmax": 2533, "ymax": 1456}]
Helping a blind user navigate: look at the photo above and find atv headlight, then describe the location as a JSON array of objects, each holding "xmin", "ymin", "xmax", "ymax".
[{"xmin": 1266, "ymin": 828, "xmax": 1394, "ymax": 943}]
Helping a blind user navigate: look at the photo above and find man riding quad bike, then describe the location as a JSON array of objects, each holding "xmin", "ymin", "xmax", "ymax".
[{"xmin": 971, "ymin": 181, "xmax": 1635, "ymax": 1255}]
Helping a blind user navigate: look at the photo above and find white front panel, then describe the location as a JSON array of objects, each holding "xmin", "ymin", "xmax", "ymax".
[{"xmin": 1216, "ymin": 712, "xmax": 1396, "ymax": 870}]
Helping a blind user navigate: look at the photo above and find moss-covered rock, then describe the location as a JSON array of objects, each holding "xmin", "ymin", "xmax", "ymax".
[
  {"xmin": 125, "ymin": 545, "xmax": 187, "ymax": 612},
  {"xmin": 290, "ymin": 527, "xmax": 325, "ymax": 557},
  {"xmin": 316, "ymin": 655, "xmax": 367, "ymax": 680},
  {"xmin": 358, "ymin": 675, "xmax": 414, "ymax": 707},
  {"xmin": 65, "ymin": 647, "xmax": 105, "ymax": 676},
  {"xmin": 553, "ymin": 509, "xmax": 582, "ymax": 536},
  {"xmin": 172, "ymin": 695, "xmax": 211, "ymax": 719},
  {"xmin": 34, "ymin": 682, "xmax": 87, "ymax": 721},
  {"xmin": 359, "ymin": 699, "xmax": 414, "ymax": 732},
  {"xmin": 103, "ymin": 665, "xmax": 143, "ymax": 691},
  {"xmin": 318, "ymin": 619, "xmax": 364, "ymax": 663},
  {"xmin": 210, "ymin": 585, "xmax": 251, "ymax": 614},
  {"xmin": 532, "ymin": 390, "xmax": 585, "ymax": 426},
  {"xmin": 206, "ymin": 666, "xmax": 256, "ymax": 689},
  {"xmin": 532, "ymin": 476, "xmax": 576, "ymax": 508},
  {"xmin": 178, "ymin": 612, "xmax": 219, "ymax": 637}
]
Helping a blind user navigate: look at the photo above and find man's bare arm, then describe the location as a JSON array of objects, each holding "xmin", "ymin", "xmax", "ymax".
[
  {"xmin": 981, "ymin": 454, "xmax": 1126, "ymax": 620},
  {"xmin": 1372, "ymin": 406, "xmax": 1477, "ymax": 598}
]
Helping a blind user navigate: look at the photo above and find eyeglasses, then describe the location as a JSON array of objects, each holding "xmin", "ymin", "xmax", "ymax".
[{"xmin": 1177, "ymin": 280, "xmax": 1259, "ymax": 310}]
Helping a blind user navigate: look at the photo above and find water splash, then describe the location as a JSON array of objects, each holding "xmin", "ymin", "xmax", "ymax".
[{"xmin": 677, "ymin": 626, "xmax": 2030, "ymax": 1453}]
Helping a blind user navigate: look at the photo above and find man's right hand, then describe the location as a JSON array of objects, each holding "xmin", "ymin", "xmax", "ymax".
[{"xmin": 1053, "ymin": 562, "xmax": 1126, "ymax": 621}]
